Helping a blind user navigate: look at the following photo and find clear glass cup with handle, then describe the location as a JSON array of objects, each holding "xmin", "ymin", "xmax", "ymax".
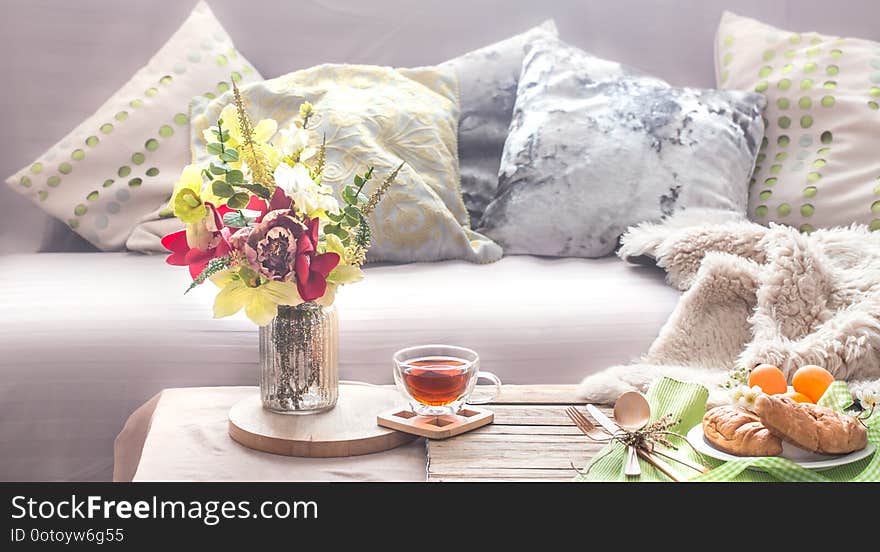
[{"xmin": 393, "ymin": 344, "xmax": 502, "ymax": 416}]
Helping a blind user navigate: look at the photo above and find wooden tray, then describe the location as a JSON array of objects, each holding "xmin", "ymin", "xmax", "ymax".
[
  {"xmin": 377, "ymin": 406, "xmax": 494, "ymax": 439},
  {"xmin": 228, "ymin": 382, "xmax": 417, "ymax": 457}
]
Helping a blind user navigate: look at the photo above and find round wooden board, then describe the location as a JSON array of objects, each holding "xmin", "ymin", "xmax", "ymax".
[{"xmin": 228, "ymin": 382, "xmax": 417, "ymax": 457}]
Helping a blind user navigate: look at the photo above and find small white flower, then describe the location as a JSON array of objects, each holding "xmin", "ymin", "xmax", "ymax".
[
  {"xmin": 855, "ymin": 389, "xmax": 879, "ymax": 411},
  {"xmin": 732, "ymin": 385, "xmax": 763, "ymax": 411},
  {"xmin": 275, "ymin": 127, "xmax": 316, "ymax": 162},
  {"xmin": 274, "ymin": 163, "xmax": 339, "ymax": 216},
  {"xmin": 729, "ymin": 386, "xmax": 745, "ymax": 404}
]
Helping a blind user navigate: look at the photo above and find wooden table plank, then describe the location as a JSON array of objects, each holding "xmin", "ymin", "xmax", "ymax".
[
  {"xmin": 491, "ymin": 384, "xmax": 588, "ymax": 404},
  {"xmin": 429, "ymin": 468, "xmax": 578, "ymax": 482},
  {"xmin": 426, "ymin": 385, "xmax": 613, "ymax": 482},
  {"xmin": 475, "ymin": 424, "xmax": 584, "ymax": 435},
  {"xmin": 490, "ymin": 404, "xmax": 612, "ymax": 425}
]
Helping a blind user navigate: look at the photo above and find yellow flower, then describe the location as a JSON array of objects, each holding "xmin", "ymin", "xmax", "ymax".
[
  {"xmin": 201, "ymin": 104, "xmax": 282, "ymax": 183},
  {"xmin": 212, "ymin": 269, "xmax": 303, "ymax": 326},
  {"xmin": 327, "ymin": 265, "xmax": 364, "ymax": 285},
  {"xmin": 203, "ymin": 105, "xmax": 278, "ymax": 155},
  {"xmin": 170, "ymin": 164, "xmax": 207, "ymax": 223}
]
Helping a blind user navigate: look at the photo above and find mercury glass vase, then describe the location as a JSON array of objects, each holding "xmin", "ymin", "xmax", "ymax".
[{"xmin": 259, "ymin": 302, "xmax": 339, "ymax": 414}]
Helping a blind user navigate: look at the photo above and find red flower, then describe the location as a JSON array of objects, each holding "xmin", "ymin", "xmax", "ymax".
[
  {"xmin": 232, "ymin": 211, "xmax": 338, "ymax": 301},
  {"xmin": 161, "ymin": 203, "xmax": 232, "ymax": 279},
  {"xmin": 248, "ymin": 187, "xmax": 293, "ymax": 223},
  {"xmin": 294, "ymin": 217, "xmax": 339, "ymax": 301}
]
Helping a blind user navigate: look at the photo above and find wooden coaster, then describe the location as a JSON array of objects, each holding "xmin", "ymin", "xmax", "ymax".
[
  {"xmin": 229, "ymin": 383, "xmax": 417, "ymax": 458},
  {"xmin": 377, "ymin": 406, "xmax": 494, "ymax": 439}
]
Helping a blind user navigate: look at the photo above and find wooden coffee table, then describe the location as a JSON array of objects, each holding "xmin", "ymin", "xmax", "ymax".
[
  {"xmin": 427, "ymin": 385, "xmax": 607, "ymax": 481},
  {"xmin": 115, "ymin": 384, "xmax": 610, "ymax": 482}
]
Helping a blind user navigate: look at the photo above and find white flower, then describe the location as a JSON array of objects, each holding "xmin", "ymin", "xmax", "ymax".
[
  {"xmin": 731, "ymin": 385, "xmax": 763, "ymax": 411},
  {"xmin": 730, "ymin": 386, "xmax": 745, "ymax": 404},
  {"xmin": 855, "ymin": 389, "xmax": 879, "ymax": 411},
  {"xmin": 275, "ymin": 126, "xmax": 316, "ymax": 162},
  {"xmin": 273, "ymin": 163, "xmax": 339, "ymax": 217}
]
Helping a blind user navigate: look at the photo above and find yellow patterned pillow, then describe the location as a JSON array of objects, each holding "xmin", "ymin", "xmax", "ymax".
[{"xmin": 186, "ymin": 64, "xmax": 501, "ymax": 263}]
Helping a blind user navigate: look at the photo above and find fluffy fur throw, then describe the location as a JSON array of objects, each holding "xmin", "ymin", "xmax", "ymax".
[{"xmin": 578, "ymin": 209, "xmax": 880, "ymax": 406}]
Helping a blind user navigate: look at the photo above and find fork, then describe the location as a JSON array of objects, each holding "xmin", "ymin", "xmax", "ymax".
[
  {"xmin": 564, "ymin": 407, "xmax": 611, "ymax": 441},
  {"xmin": 565, "ymin": 406, "xmax": 684, "ymax": 482},
  {"xmin": 566, "ymin": 406, "xmax": 708, "ymax": 474}
]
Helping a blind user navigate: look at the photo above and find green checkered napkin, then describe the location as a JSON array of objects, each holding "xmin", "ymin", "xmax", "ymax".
[{"xmin": 574, "ymin": 378, "xmax": 879, "ymax": 482}]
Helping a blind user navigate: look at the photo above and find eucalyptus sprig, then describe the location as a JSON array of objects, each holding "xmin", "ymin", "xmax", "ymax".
[
  {"xmin": 201, "ymin": 118, "xmax": 271, "ymax": 212},
  {"xmin": 324, "ymin": 167, "xmax": 373, "ymax": 247},
  {"xmin": 322, "ymin": 162, "xmax": 403, "ymax": 267}
]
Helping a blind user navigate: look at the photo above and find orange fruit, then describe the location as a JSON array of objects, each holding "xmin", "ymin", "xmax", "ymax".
[
  {"xmin": 748, "ymin": 364, "xmax": 787, "ymax": 395},
  {"xmin": 783, "ymin": 391, "xmax": 813, "ymax": 403},
  {"xmin": 792, "ymin": 365, "xmax": 834, "ymax": 403}
]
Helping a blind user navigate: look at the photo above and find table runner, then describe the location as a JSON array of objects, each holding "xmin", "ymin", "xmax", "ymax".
[{"xmin": 575, "ymin": 378, "xmax": 880, "ymax": 482}]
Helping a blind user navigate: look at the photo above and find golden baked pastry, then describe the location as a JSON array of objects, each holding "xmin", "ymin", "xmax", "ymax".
[
  {"xmin": 702, "ymin": 405, "xmax": 783, "ymax": 457},
  {"xmin": 755, "ymin": 394, "xmax": 867, "ymax": 455}
]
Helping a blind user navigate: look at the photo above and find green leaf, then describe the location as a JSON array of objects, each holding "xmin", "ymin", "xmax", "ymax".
[
  {"xmin": 209, "ymin": 163, "xmax": 228, "ymax": 175},
  {"xmin": 223, "ymin": 210, "xmax": 249, "ymax": 228},
  {"xmin": 185, "ymin": 256, "xmax": 233, "ymax": 294},
  {"xmin": 226, "ymin": 169, "xmax": 244, "ymax": 184},
  {"xmin": 323, "ymin": 223, "xmax": 348, "ymax": 240},
  {"xmin": 212, "ymin": 180, "xmax": 235, "ymax": 198},
  {"xmin": 234, "ymin": 182, "xmax": 271, "ymax": 200},
  {"xmin": 344, "ymin": 205, "xmax": 361, "ymax": 224},
  {"xmin": 327, "ymin": 211, "xmax": 345, "ymax": 223},
  {"xmin": 353, "ymin": 175, "xmax": 364, "ymax": 187},
  {"xmin": 342, "ymin": 185, "xmax": 359, "ymax": 205},
  {"xmin": 226, "ymin": 192, "xmax": 250, "ymax": 209},
  {"xmin": 342, "ymin": 185, "xmax": 368, "ymax": 206},
  {"xmin": 206, "ymin": 142, "xmax": 224, "ymax": 155},
  {"xmin": 220, "ymin": 148, "xmax": 239, "ymax": 162}
]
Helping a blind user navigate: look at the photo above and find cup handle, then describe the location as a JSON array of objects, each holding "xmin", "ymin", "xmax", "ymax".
[{"xmin": 467, "ymin": 371, "xmax": 502, "ymax": 404}]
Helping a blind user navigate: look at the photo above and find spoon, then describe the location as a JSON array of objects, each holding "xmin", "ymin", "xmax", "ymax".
[{"xmin": 614, "ymin": 391, "xmax": 651, "ymax": 477}]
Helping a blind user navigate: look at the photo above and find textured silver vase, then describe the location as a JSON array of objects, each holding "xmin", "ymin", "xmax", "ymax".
[{"xmin": 259, "ymin": 302, "xmax": 339, "ymax": 414}]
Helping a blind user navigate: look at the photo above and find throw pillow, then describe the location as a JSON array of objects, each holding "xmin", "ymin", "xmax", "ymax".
[
  {"xmin": 3, "ymin": 1, "xmax": 261, "ymax": 250},
  {"xmin": 182, "ymin": 64, "xmax": 501, "ymax": 264},
  {"xmin": 478, "ymin": 36, "xmax": 766, "ymax": 258},
  {"xmin": 433, "ymin": 20, "xmax": 558, "ymax": 225},
  {"xmin": 716, "ymin": 11, "xmax": 880, "ymax": 232}
]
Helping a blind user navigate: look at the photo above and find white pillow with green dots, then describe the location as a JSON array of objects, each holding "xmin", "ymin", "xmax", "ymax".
[
  {"xmin": 716, "ymin": 11, "xmax": 880, "ymax": 233},
  {"xmin": 4, "ymin": 1, "xmax": 261, "ymax": 250}
]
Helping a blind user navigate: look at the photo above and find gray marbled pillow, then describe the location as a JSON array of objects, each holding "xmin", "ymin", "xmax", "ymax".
[
  {"xmin": 478, "ymin": 36, "xmax": 766, "ymax": 258},
  {"xmin": 435, "ymin": 20, "xmax": 557, "ymax": 225}
]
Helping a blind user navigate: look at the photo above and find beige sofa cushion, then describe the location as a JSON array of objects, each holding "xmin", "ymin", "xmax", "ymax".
[{"xmin": 716, "ymin": 11, "xmax": 880, "ymax": 233}]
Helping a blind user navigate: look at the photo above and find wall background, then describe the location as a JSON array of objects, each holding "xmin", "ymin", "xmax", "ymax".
[{"xmin": 1, "ymin": 0, "xmax": 878, "ymax": 253}]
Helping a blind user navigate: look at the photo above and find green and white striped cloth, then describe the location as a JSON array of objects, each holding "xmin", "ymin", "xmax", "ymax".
[{"xmin": 574, "ymin": 378, "xmax": 880, "ymax": 482}]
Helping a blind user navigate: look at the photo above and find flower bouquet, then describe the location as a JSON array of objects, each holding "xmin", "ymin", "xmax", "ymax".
[{"xmin": 162, "ymin": 82, "xmax": 401, "ymax": 412}]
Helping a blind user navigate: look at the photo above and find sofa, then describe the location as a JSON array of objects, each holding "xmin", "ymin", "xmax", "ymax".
[{"xmin": 1, "ymin": 0, "xmax": 876, "ymax": 481}]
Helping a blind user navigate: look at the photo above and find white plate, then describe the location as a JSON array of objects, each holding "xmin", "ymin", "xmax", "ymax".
[{"xmin": 686, "ymin": 424, "xmax": 875, "ymax": 472}]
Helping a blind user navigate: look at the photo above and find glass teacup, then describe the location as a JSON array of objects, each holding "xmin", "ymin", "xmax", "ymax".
[{"xmin": 393, "ymin": 345, "xmax": 502, "ymax": 416}]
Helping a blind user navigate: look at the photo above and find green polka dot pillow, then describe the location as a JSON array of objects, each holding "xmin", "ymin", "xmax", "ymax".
[
  {"xmin": 3, "ymin": 1, "xmax": 261, "ymax": 250},
  {"xmin": 716, "ymin": 11, "xmax": 880, "ymax": 232}
]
